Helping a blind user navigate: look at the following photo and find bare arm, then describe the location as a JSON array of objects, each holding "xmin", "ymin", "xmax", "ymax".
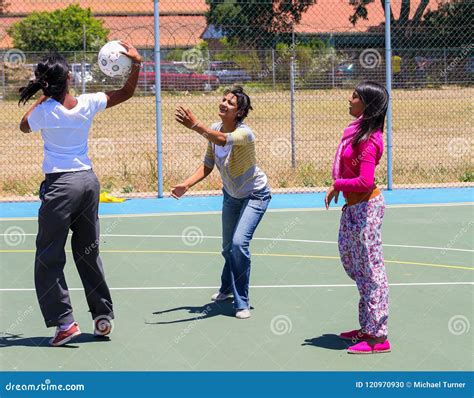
[
  {"xmin": 175, "ymin": 107, "xmax": 227, "ymax": 147},
  {"xmin": 104, "ymin": 41, "xmax": 142, "ymax": 109},
  {"xmin": 171, "ymin": 164, "xmax": 213, "ymax": 199},
  {"xmin": 19, "ymin": 95, "xmax": 48, "ymax": 133}
]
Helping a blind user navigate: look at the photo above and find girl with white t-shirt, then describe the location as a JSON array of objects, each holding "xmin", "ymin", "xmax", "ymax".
[{"xmin": 19, "ymin": 43, "xmax": 141, "ymax": 346}]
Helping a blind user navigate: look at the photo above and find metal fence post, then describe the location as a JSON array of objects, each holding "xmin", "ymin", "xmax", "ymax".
[
  {"xmin": 271, "ymin": 48, "xmax": 276, "ymax": 90},
  {"xmin": 82, "ymin": 24, "xmax": 86, "ymax": 94},
  {"xmin": 289, "ymin": 27, "xmax": 296, "ymax": 168},
  {"xmin": 154, "ymin": 0, "xmax": 163, "ymax": 198},
  {"xmin": 385, "ymin": 0, "xmax": 393, "ymax": 190}
]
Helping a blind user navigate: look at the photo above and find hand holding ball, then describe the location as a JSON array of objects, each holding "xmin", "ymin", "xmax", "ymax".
[{"xmin": 98, "ymin": 40, "xmax": 133, "ymax": 78}]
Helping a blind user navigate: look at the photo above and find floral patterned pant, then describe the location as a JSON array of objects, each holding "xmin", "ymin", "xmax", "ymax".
[{"xmin": 338, "ymin": 194, "xmax": 389, "ymax": 338}]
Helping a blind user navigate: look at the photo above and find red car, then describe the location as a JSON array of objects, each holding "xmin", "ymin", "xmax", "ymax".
[{"xmin": 139, "ymin": 62, "xmax": 219, "ymax": 92}]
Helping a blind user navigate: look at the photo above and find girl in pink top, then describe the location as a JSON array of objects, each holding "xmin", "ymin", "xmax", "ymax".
[{"xmin": 325, "ymin": 81, "xmax": 391, "ymax": 354}]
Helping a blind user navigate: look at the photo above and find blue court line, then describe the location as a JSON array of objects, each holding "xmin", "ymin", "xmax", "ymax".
[{"xmin": 0, "ymin": 188, "xmax": 472, "ymax": 219}]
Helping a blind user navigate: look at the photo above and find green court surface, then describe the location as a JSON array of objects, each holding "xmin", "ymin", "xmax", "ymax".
[{"xmin": 0, "ymin": 204, "xmax": 472, "ymax": 371}]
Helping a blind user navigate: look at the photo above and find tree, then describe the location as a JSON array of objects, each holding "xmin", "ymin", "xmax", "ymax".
[
  {"xmin": 349, "ymin": 0, "xmax": 431, "ymax": 27},
  {"xmin": 205, "ymin": 0, "xmax": 315, "ymax": 68},
  {"xmin": 8, "ymin": 4, "xmax": 109, "ymax": 52},
  {"xmin": 423, "ymin": 0, "xmax": 472, "ymax": 47}
]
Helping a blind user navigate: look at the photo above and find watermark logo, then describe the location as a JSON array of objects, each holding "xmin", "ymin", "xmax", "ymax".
[
  {"xmin": 182, "ymin": 49, "xmax": 204, "ymax": 70},
  {"xmin": 270, "ymin": 315, "xmax": 293, "ymax": 336},
  {"xmin": 448, "ymin": 315, "xmax": 470, "ymax": 336},
  {"xmin": 359, "ymin": 49, "xmax": 382, "ymax": 69},
  {"xmin": 93, "ymin": 315, "xmax": 114, "ymax": 336},
  {"xmin": 181, "ymin": 226, "xmax": 204, "ymax": 247},
  {"xmin": 270, "ymin": 138, "xmax": 292, "ymax": 158},
  {"xmin": 447, "ymin": 138, "xmax": 470, "ymax": 158},
  {"xmin": 91, "ymin": 138, "xmax": 115, "ymax": 159},
  {"xmin": 3, "ymin": 226, "xmax": 26, "ymax": 247},
  {"xmin": 3, "ymin": 49, "xmax": 26, "ymax": 65}
]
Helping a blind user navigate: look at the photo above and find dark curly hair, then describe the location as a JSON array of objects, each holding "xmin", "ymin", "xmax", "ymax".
[{"xmin": 19, "ymin": 52, "xmax": 70, "ymax": 105}]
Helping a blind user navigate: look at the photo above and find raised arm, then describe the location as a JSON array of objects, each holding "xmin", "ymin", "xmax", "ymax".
[
  {"xmin": 104, "ymin": 41, "xmax": 142, "ymax": 109},
  {"xmin": 175, "ymin": 107, "xmax": 227, "ymax": 147}
]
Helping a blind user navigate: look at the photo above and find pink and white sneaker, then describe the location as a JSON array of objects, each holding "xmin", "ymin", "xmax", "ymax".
[{"xmin": 347, "ymin": 339, "xmax": 391, "ymax": 354}]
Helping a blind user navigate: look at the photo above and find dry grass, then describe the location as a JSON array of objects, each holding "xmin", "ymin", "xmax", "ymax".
[{"xmin": 1, "ymin": 87, "xmax": 472, "ymax": 199}]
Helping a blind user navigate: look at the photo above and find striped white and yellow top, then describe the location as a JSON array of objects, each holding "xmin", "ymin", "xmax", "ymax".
[{"xmin": 203, "ymin": 122, "xmax": 268, "ymax": 199}]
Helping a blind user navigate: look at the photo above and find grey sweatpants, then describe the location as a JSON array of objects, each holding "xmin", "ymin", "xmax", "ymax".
[{"xmin": 35, "ymin": 169, "xmax": 113, "ymax": 328}]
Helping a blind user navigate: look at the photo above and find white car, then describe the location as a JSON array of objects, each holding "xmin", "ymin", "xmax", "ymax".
[{"xmin": 70, "ymin": 63, "xmax": 94, "ymax": 84}]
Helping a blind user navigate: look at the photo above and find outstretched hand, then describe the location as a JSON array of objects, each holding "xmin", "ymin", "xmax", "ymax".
[{"xmin": 175, "ymin": 106, "xmax": 200, "ymax": 130}]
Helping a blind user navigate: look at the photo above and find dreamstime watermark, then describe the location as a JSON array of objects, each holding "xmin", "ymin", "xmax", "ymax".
[
  {"xmin": 359, "ymin": 49, "xmax": 382, "ymax": 69},
  {"xmin": 441, "ymin": 43, "xmax": 473, "ymax": 78},
  {"xmin": 448, "ymin": 315, "xmax": 470, "ymax": 336},
  {"xmin": 3, "ymin": 226, "xmax": 26, "ymax": 247},
  {"xmin": 91, "ymin": 138, "xmax": 115, "ymax": 159},
  {"xmin": 84, "ymin": 219, "xmax": 122, "ymax": 255},
  {"xmin": 262, "ymin": 217, "xmax": 301, "ymax": 255},
  {"xmin": 182, "ymin": 48, "xmax": 205, "ymax": 70},
  {"xmin": 447, "ymin": 137, "xmax": 470, "ymax": 158},
  {"xmin": 440, "ymin": 221, "xmax": 473, "ymax": 257},
  {"xmin": 3, "ymin": 306, "xmax": 34, "ymax": 336},
  {"xmin": 3, "ymin": 49, "xmax": 26, "ymax": 65},
  {"xmin": 181, "ymin": 226, "xmax": 204, "ymax": 246},
  {"xmin": 174, "ymin": 305, "xmax": 212, "ymax": 344},
  {"xmin": 5, "ymin": 379, "xmax": 85, "ymax": 392},
  {"xmin": 270, "ymin": 315, "xmax": 293, "ymax": 336}
]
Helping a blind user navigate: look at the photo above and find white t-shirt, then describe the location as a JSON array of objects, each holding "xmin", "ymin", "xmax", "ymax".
[{"xmin": 28, "ymin": 92, "xmax": 108, "ymax": 173}]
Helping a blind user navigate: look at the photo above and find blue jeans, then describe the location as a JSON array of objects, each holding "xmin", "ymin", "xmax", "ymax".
[{"xmin": 219, "ymin": 187, "xmax": 271, "ymax": 310}]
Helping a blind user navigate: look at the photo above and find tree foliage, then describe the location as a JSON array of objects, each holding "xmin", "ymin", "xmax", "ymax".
[{"xmin": 8, "ymin": 4, "xmax": 109, "ymax": 52}]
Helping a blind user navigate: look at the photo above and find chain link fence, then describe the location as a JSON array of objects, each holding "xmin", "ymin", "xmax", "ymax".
[{"xmin": 0, "ymin": 0, "xmax": 472, "ymax": 200}]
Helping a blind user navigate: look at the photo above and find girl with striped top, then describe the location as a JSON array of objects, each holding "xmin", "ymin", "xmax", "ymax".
[{"xmin": 173, "ymin": 86, "xmax": 271, "ymax": 319}]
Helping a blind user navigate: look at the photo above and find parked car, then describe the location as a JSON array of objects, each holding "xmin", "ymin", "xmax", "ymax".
[
  {"xmin": 70, "ymin": 63, "xmax": 94, "ymax": 85},
  {"xmin": 204, "ymin": 61, "xmax": 251, "ymax": 84},
  {"xmin": 139, "ymin": 62, "xmax": 219, "ymax": 92}
]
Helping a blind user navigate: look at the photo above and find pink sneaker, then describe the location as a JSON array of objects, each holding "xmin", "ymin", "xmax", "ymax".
[
  {"xmin": 339, "ymin": 329, "xmax": 371, "ymax": 341},
  {"xmin": 347, "ymin": 339, "xmax": 391, "ymax": 354}
]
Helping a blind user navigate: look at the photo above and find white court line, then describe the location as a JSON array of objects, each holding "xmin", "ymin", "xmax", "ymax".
[
  {"xmin": 1, "ymin": 233, "xmax": 472, "ymax": 253},
  {"xmin": 0, "ymin": 202, "xmax": 472, "ymax": 221},
  {"xmin": 0, "ymin": 282, "xmax": 472, "ymax": 292}
]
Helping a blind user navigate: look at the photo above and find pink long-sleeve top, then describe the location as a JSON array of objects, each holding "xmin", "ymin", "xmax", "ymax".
[{"xmin": 333, "ymin": 131, "xmax": 384, "ymax": 194}]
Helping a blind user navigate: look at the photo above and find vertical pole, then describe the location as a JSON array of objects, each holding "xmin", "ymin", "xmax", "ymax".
[
  {"xmin": 1, "ymin": 58, "xmax": 5, "ymax": 99},
  {"xmin": 271, "ymin": 48, "xmax": 276, "ymax": 90},
  {"xmin": 154, "ymin": 0, "xmax": 163, "ymax": 198},
  {"xmin": 330, "ymin": 34, "xmax": 335, "ymax": 89},
  {"xmin": 384, "ymin": 0, "xmax": 393, "ymax": 190},
  {"xmin": 289, "ymin": 27, "xmax": 296, "ymax": 168},
  {"xmin": 82, "ymin": 24, "xmax": 86, "ymax": 94},
  {"xmin": 443, "ymin": 47, "xmax": 448, "ymax": 85}
]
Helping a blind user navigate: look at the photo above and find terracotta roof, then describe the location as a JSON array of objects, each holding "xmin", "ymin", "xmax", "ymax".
[
  {"xmin": 297, "ymin": 0, "xmax": 441, "ymax": 33},
  {"xmin": 0, "ymin": 0, "xmax": 441, "ymax": 49},
  {"xmin": 6, "ymin": 0, "xmax": 208, "ymax": 15},
  {"xmin": 0, "ymin": 15, "xmax": 207, "ymax": 49}
]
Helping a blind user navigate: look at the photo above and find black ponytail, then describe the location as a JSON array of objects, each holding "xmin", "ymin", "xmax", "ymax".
[
  {"xmin": 19, "ymin": 53, "xmax": 70, "ymax": 105},
  {"xmin": 352, "ymin": 81, "xmax": 389, "ymax": 147}
]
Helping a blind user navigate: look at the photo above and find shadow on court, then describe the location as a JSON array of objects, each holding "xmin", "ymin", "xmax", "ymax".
[
  {"xmin": 0, "ymin": 332, "xmax": 110, "ymax": 348},
  {"xmin": 147, "ymin": 300, "xmax": 241, "ymax": 324},
  {"xmin": 302, "ymin": 334, "xmax": 349, "ymax": 350}
]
